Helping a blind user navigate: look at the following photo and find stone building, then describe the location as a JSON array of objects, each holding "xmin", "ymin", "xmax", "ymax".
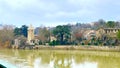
[
  {"xmin": 83, "ymin": 28, "xmax": 120, "ymax": 39},
  {"xmin": 97, "ymin": 28, "xmax": 120, "ymax": 37},
  {"xmin": 27, "ymin": 25, "xmax": 35, "ymax": 45}
]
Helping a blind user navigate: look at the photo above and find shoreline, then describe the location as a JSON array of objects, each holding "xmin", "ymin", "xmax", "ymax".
[{"xmin": 30, "ymin": 45, "xmax": 120, "ymax": 52}]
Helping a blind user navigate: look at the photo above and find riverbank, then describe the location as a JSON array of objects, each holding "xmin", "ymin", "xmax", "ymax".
[{"xmin": 33, "ymin": 45, "xmax": 120, "ymax": 52}]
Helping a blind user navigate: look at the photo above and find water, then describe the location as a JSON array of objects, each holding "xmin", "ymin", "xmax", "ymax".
[{"xmin": 0, "ymin": 49, "xmax": 120, "ymax": 68}]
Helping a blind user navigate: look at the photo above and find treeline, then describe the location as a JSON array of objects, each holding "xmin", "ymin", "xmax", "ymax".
[{"xmin": 0, "ymin": 19, "xmax": 120, "ymax": 48}]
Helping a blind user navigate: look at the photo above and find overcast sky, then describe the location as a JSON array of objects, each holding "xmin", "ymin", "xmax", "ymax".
[{"xmin": 0, "ymin": 0, "xmax": 120, "ymax": 27}]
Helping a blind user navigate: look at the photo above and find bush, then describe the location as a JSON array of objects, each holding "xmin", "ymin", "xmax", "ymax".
[
  {"xmin": 49, "ymin": 40, "xmax": 60, "ymax": 46},
  {"xmin": 81, "ymin": 43, "xmax": 84, "ymax": 45},
  {"xmin": 49, "ymin": 42, "xmax": 54, "ymax": 46},
  {"xmin": 88, "ymin": 43, "xmax": 91, "ymax": 45},
  {"xmin": 112, "ymin": 43, "xmax": 115, "ymax": 46},
  {"xmin": 94, "ymin": 42, "xmax": 98, "ymax": 46},
  {"xmin": 103, "ymin": 43, "xmax": 107, "ymax": 46},
  {"xmin": 39, "ymin": 41, "xmax": 42, "ymax": 45}
]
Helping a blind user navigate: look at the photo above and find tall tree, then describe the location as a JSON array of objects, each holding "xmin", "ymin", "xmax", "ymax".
[
  {"xmin": 53, "ymin": 25, "xmax": 71, "ymax": 45},
  {"xmin": 14, "ymin": 27, "xmax": 22, "ymax": 36},
  {"xmin": 106, "ymin": 21, "xmax": 115, "ymax": 28},
  {"xmin": 14, "ymin": 25, "xmax": 28, "ymax": 37},
  {"xmin": 0, "ymin": 25, "xmax": 14, "ymax": 47},
  {"xmin": 38, "ymin": 27, "xmax": 50, "ymax": 44},
  {"xmin": 21, "ymin": 25, "xmax": 28, "ymax": 37}
]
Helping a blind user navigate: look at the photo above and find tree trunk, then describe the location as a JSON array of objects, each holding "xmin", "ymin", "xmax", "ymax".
[{"xmin": 60, "ymin": 34, "xmax": 64, "ymax": 45}]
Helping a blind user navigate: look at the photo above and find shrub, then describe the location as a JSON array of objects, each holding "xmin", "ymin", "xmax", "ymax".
[
  {"xmin": 81, "ymin": 43, "xmax": 84, "ymax": 45},
  {"xmin": 88, "ymin": 43, "xmax": 91, "ymax": 45},
  {"xmin": 112, "ymin": 43, "xmax": 115, "ymax": 46},
  {"xmin": 94, "ymin": 42, "xmax": 98, "ymax": 46}
]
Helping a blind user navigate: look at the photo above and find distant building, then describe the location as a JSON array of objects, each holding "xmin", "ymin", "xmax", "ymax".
[
  {"xmin": 83, "ymin": 27, "xmax": 120, "ymax": 39},
  {"xmin": 27, "ymin": 25, "xmax": 35, "ymax": 45},
  {"xmin": 84, "ymin": 30, "xmax": 96, "ymax": 39},
  {"xmin": 97, "ymin": 28, "xmax": 120, "ymax": 38}
]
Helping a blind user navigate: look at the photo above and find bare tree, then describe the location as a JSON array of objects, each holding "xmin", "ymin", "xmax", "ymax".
[
  {"xmin": 0, "ymin": 25, "xmax": 14, "ymax": 48},
  {"xmin": 38, "ymin": 27, "xmax": 50, "ymax": 44}
]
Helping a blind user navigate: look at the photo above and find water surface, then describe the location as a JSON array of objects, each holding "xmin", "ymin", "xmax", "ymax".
[{"xmin": 0, "ymin": 49, "xmax": 120, "ymax": 68}]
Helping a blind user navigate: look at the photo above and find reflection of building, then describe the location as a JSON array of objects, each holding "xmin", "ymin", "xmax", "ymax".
[{"xmin": 27, "ymin": 25, "xmax": 34, "ymax": 44}]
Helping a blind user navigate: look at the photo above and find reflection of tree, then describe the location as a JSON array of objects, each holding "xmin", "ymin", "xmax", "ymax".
[
  {"xmin": 53, "ymin": 54, "xmax": 72, "ymax": 68},
  {"xmin": 39, "ymin": 53, "xmax": 51, "ymax": 64},
  {"xmin": 97, "ymin": 57, "xmax": 120, "ymax": 68},
  {"xmin": 1, "ymin": 50, "xmax": 120, "ymax": 68}
]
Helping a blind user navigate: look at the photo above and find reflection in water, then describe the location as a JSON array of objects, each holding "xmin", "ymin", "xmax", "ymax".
[
  {"xmin": 33, "ymin": 58, "xmax": 97, "ymax": 68},
  {"xmin": 71, "ymin": 61, "xmax": 97, "ymax": 68},
  {"xmin": 0, "ymin": 49, "xmax": 120, "ymax": 68}
]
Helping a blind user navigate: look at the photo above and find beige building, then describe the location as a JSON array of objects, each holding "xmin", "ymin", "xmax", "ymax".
[
  {"xmin": 83, "ymin": 28, "xmax": 120, "ymax": 39},
  {"xmin": 27, "ymin": 25, "xmax": 34, "ymax": 44},
  {"xmin": 97, "ymin": 28, "xmax": 120, "ymax": 37}
]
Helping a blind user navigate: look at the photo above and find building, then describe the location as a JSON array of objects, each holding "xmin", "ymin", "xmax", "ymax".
[
  {"xmin": 27, "ymin": 25, "xmax": 35, "ymax": 45},
  {"xmin": 84, "ymin": 30, "xmax": 97, "ymax": 39},
  {"xmin": 97, "ymin": 28, "xmax": 120, "ymax": 37},
  {"xmin": 83, "ymin": 28, "xmax": 120, "ymax": 39}
]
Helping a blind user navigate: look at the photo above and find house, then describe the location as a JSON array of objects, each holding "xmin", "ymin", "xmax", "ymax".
[{"xmin": 97, "ymin": 28, "xmax": 120, "ymax": 38}]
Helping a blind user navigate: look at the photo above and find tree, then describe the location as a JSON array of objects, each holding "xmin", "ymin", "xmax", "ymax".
[
  {"xmin": 72, "ymin": 29, "xmax": 84, "ymax": 44},
  {"xmin": 21, "ymin": 25, "xmax": 28, "ymax": 37},
  {"xmin": 115, "ymin": 21, "xmax": 120, "ymax": 28},
  {"xmin": 17, "ymin": 35, "xmax": 27, "ymax": 47},
  {"xmin": 117, "ymin": 30, "xmax": 120, "ymax": 40},
  {"xmin": 106, "ymin": 21, "xmax": 115, "ymax": 28},
  {"xmin": 98, "ymin": 19, "xmax": 106, "ymax": 25},
  {"xmin": 75, "ymin": 33, "xmax": 83, "ymax": 42},
  {"xmin": 14, "ymin": 25, "xmax": 28, "ymax": 37},
  {"xmin": 0, "ymin": 25, "xmax": 14, "ymax": 48},
  {"xmin": 92, "ymin": 19, "xmax": 106, "ymax": 29},
  {"xmin": 38, "ymin": 27, "xmax": 50, "ymax": 44},
  {"xmin": 14, "ymin": 27, "xmax": 22, "ymax": 36},
  {"xmin": 53, "ymin": 25, "xmax": 71, "ymax": 45}
]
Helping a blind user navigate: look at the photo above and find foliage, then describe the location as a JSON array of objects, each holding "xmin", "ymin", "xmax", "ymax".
[
  {"xmin": 106, "ymin": 21, "xmax": 115, "ymax": 28},
  {"xmin": 93, "ymin": 19, "xmax": 106, "ymax": 29},
  {"xmin": 38, "ymin": 27, "xmax": 50, "ymax": 44},
  {"xmin": 14, "ymin": 27, "xmax": 22, "ymax": 36},
  {"xmin": 14, "ymin": 25, "xmax": 28, "ymax": 37},
  {"xmin": 81, "ymin": 42, "xmax": 84, "ymax": 45},
  {"xmin": 53, "ymin": 25, "xmax": 71, "ymax": 45},
  {"xmin": 0, "ymin": 25, "xmax": 14, "ymax": 47},
  {"xmin": 17, "ymin": 35, "xmax": 27, "ymax": 47},
  {"xmin": 74, "ymin": 31, "xmax": 83, "ymax": 43},
  {"xmin": 21, "ymin": 25, "xmax": 28, "ymax": 37},
  {"xmin": 117, "ymin": 30, "xmax": 120, "ymax": 40}
]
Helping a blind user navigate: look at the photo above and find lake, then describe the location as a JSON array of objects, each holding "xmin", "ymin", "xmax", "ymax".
[{"xmin": 0, "ymin": 49, "xmax": 120, "ymax": 68}]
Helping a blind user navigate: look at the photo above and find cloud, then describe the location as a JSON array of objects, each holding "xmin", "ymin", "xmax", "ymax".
[
  {"xmin": 0, "ymin": 0, "xmax": 120, "ymax": 27},
  {"xmin": 0, "ymin": 0, "xmax": 58, "ymax": 11}
]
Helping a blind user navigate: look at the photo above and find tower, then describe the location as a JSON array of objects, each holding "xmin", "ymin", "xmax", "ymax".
[{"xmin": 27, "ymin": 25, "xmax": 34, "ymax": 44}]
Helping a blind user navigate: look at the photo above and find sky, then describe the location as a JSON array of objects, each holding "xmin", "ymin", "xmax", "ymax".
[{"xmin": 0, "ymin": 0, "xmax": 120, "ymax": 27}]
